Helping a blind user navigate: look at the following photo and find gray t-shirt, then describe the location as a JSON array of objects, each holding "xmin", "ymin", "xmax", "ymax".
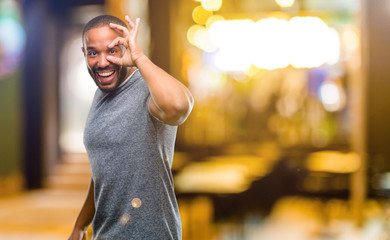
[{"xmin": 84, "ymin": 69, "xmax": 181, "ymax": 240}]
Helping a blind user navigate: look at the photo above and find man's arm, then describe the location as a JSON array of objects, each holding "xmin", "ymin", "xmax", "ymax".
[
  {"xmin": 68, "ymin": 178, "xmax": 95, "ymax": 240},
  {"xmin": 135, "ymin": 55, "xmax": 193, "ymax": 125},
  {"xmin": 107, "ymin": 16, "xmax": 194, "ymax": 126}
]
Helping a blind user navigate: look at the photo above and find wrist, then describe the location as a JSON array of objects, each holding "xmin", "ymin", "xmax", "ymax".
[{"xmin": 134, "ymin": 54, "xmax": 148, "ymax": 67}]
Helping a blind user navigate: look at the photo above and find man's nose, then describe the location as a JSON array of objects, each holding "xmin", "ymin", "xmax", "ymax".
[{"xmin": 98, "ymin": 53, "xmax": 110, "ymax": 68}]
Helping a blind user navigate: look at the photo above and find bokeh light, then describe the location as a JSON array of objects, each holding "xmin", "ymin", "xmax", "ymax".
[
  {"xmin": 197, "ymin": 16, "xmax": 340, "ymax": 72},
  {"xmin": 201, "ymin": 0, "xmax": 223, "ymax": 11},
  {"xmin": 187, "ymin": 24, "xmax": 217, "ymax": 52},
  {"xmin": 188, "ymin": 62, "xmax": 227, "ymax": 101},
  {"xmin": 252, "ymin": 18, "xmax": 290, "ymax": 70},
  {"xmin": 0, "ymin": 18, "xmax": 25, "ymax": 56},
  {"xmin": 342, "ymin": 28, "xmax": 360, "ymax": 52},
  {"xmin": 289, "ymin": 16, "xmax": 339, "ymax": 68},
  {"xmin": 275, "ymin": 0, "xmax": 295, "ymax": 8},
  {"xmin": 187, "ymin": 24, "xmax": 205, "ymax": 46},
  {"xmin": 306, "ymin": 151, "xmax": 361, "ymax": 173},
  {"xmin": 192, "ymin": 5, "xmax": 213, "ymax": 25},
  {"xmin": 205, "ymin": 14, "xmax": 224, "ymax": 28},
  {"xmin": 0, "ymin": 0, "xmax": 25, "ymax": 78},
  {"xmin": 209, "ymin": 19, "xmax": 255, "ymax": 71},
  {"xmin": 319, "ymin": 80, "xmax": 346, "ymax": 112}
]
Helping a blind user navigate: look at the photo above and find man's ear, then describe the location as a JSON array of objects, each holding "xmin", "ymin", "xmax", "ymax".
[{"xmin": 81, "ymin": 47, "xmax": 86, "ymax": 56}]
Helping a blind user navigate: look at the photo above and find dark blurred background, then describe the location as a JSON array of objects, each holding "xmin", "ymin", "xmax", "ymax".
[{"xmin": 1, "ymin": 0, "xmax": 390, "ymax": 239}]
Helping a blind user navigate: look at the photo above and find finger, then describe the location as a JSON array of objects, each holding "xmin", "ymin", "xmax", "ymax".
[
  {"xmin": 106, "ymin": 55, "xmax": 122, "ymax": 65},
  {"xmin": 125, "ymin": 15, "xmax": 135, "ymax": 29},
  {"xmin": 133, "ymin": 18, "xmax": 140, "ymax": 40},
  {"xmin": 132, "ymin": 18, "xmax": 140, "ymax": 41},
  {"xmin": 109, "ymin": 23, "xmax": 130, "ymax": 36},
  {"xmin": 108, "ymin": 36, "xmax": 127, "ymax": 48}
]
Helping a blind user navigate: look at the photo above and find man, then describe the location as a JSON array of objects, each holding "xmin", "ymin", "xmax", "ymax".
[{"xmin": 68, "ymin": 14, "xmax": 193, "ymax": 240}]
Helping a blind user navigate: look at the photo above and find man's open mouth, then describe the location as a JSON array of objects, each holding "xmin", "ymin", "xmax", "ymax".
[{"xmin": 96, "ymin": 70, "xmax": 116, "ymax": 84}]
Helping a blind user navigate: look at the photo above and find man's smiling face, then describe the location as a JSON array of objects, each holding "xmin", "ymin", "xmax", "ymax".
[{"xmin": 83, "ymin": 26, "xmax": 129, "ymax": 92}]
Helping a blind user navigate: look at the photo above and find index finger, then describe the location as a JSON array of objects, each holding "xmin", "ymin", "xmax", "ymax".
[
  {"xmin": 125, "ymin": 15, "xmax": 135, "ymax": 29},
  {"xmin": 109, "ymin": 23, "xmax": 130, "ymax": 37}
]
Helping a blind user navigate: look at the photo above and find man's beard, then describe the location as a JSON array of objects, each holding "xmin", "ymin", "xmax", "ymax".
[{"xmin": 88, "ymin": 65, "xmax": 128, "ymax": 93}]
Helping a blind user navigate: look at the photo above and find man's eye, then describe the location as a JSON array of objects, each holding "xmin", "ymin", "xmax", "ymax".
[
  {"xmin": 88, "ymin": 51, "xmax": 97, "ymax": 56},
  {"xmin": 109, "ymin": 49, "xmax": 117, "ymax": 54}
]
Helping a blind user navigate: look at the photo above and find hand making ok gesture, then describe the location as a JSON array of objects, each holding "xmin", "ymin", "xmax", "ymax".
[{"xmin": 107, "ymin": 15, "xmax": 145, "ymax": 67}]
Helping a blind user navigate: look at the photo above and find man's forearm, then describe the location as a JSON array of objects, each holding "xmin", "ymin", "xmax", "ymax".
[{"xmin": 73, "ymin": 178, "xmax": 95, "ymax": 230}]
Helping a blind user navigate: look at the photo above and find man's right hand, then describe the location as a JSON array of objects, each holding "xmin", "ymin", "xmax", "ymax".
[{"xmin": 68, "ymin": 229, "xmax": 88, "ymax": 240}]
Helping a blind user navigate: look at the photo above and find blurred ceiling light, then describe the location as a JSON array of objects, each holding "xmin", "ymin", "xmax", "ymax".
[
  {"xmin": 209, "ymin": 19, "xmax": 255, "ymax": 71},
  {"xmin": 326, "ymin": 28, "xmax": 341, "ymax": 65},
  {"xmin": 289, "ymin": 16, "xmax": 339, "ymax": 68},
  {"xmin": 319, "ymin": 80, "xmax": 345, "ymax": 112},
  {"xmin": 342, "ymin": 28, "xmax": 360, "ymax": 52},
  {"xmin": 201, "ymin": 0, "xmax": 223, "ymax": 12},
  {"xmin": 205, "ymin": 14, "xmax": 224, "ymax": 28},
  {"xmin": 252, "ymin": 18, "xmax": 290, "ymax": 70},
  {"xmin": 192, "ymin": 5, "xmax": 212, "ymax": 25},
  {"xmin": 194, "ymin": 16, "xmax": 340, "ymax": 71},
  {"xmin": 306, "ymin": 151, "xmax": 361, "ymax": 173},
  {"xmin": 275, "ymin": 0, "xmax": 295, "ymax": 8},
  {"xmin": 214, "ymin": 50, "xmax": 253, "ymax": 72}
]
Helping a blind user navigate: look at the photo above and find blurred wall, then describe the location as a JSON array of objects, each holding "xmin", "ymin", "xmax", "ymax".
[
  {"xmin": 0, "ymin": 72, "xmax": 23, "ymax": 194},
  {"xmin": 19, "ymin": 0, "xmax": 103, "ymax": 190},
  {"xmin": 148, "ymin": 0, "xmax": 171, "ymax": 73},
  {"xmin": 364, "ymin": 0, "xmax": 390, "ymax": 184}
]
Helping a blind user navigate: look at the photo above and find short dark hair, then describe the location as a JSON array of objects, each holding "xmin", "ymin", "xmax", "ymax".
[{"xmin": 82, "ymin": 15, "xmax": 127, "ymax": 46}]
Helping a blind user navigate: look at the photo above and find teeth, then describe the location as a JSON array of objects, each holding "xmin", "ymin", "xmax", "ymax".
[{"xmin": 98, "ymin": 71, "xmax": 114, "ymax": 77}]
